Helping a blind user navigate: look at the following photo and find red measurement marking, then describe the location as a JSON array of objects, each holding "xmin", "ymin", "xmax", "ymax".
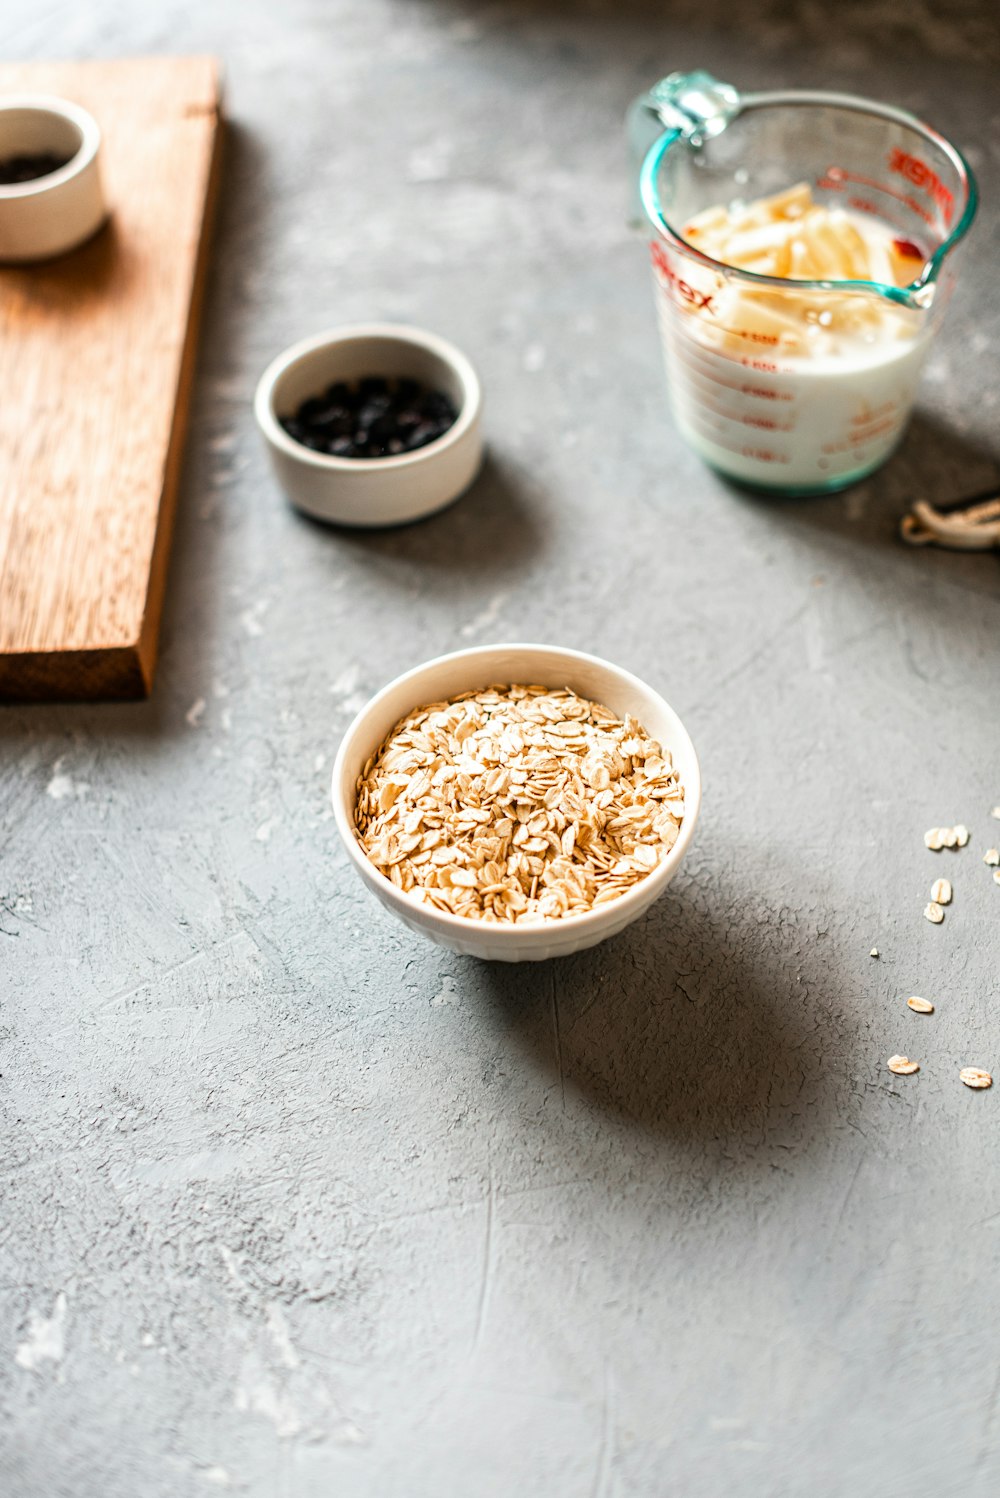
[
  {"xmin": 739, "ymin": 384, "xmax": 794, "ymax": 402},
  {"xmin": 742, "ymin": 358, "xmax": 779, "ymax": 372},
  {"xmin": 740, "ymin": 414, "xmax": 795, "ymax": 433},
  {"xmin": 850, "ymin": 400, "xmax": 897, "ymax": 427},
  {"xmin": 740, "ymin": 447, "xmax": 791, "ymax": 464},
  {"xmin": 820, "ymin": 416, "xmax": 899, "ymax": 454},
  {"xmin": 816, "ymin": 164, "xmax": 936, "ymax": 226},
  {"xmin": 649, "ymin": 242, "xmax": 716, "ymax": 313},
  {"xmin": 888, "ymin": 147, "xmax": 954, "ymax": 224}
]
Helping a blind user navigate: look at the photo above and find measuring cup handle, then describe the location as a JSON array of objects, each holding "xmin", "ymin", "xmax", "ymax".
[{"xmin": 626, "ymin": 70, "xmax": 741, "ymax": 226}]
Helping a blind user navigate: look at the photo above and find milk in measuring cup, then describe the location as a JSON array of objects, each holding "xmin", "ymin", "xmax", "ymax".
[{"xmin": 652, "ymin": 183, "xmax": 931, "ymax": 490}]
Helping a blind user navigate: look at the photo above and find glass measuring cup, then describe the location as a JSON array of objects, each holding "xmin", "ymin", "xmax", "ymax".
[{"xmin": 629, "ymin": 72, "xmax": 977, "ymax": 493}]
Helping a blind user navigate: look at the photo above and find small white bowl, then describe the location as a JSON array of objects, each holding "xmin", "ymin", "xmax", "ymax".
[
  {"xmin": 254, "ymin": 323, "xmax": 484, "ymax": 527},
  {"xmin": 0, "ymin": 94, "xmax": 106, "ymax": 263},
  {"xmin": 331, "ymin": 644, "xmax": 702, "ymax": 962}
]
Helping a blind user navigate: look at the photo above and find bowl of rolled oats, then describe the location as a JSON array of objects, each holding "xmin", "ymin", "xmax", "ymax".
[{"xmin": 332, "ymin": 644, "xmax": 701, "ymax": 961}]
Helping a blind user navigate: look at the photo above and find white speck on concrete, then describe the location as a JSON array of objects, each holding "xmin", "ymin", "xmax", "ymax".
[
  {"xmin": 234, "ymin": 1359, "xmax": 302, "ymax": 1440},
  {"xmin": 265, "ymin": 1305, "xmax": 299, "ymax": 1371},
  {"xmin": 334, "ymin": 1420, "xmax": 367, "ymax": 1445},
  {"xmin": 255, "ymin": 818, "xmax": 278, "ymax": 843},
  {"xmin": 15, "ymin": 1292, "xmax": 67, "ymax": 1371},
  {"xmin": 46, "ymin": 759, "xmax": 89, "ymax": 800},
  {"xmin": 218, "ymin": 1245, "xmax": 251, "ymax": 1293},
  {"xmin": 213, "ymin": 680, "xmax": 230, "ymax": 698},
  {"xmin": 209, "ymin": 431, "xmax": 238, "ymax": 454},
  {"xmin": 432, "ymin": 975, "xmax": 460, "ymax": 1007},
  {"xmin": 314, "ymin": 753, "xmax": 327, "ymax": 772},
  {"xmin": 461, "ymin": 590, "xmax": 508, "ymax": 638},
  {"xmin": 140, "ymin": 1331, "xmax": 155, "ymax": 1347},
  {"xmin": 239, "ymin": 599, "xmax": 270, "ymax": 638},
  {"xmin": 331, "ymin": 663, "xmax": 361, "ymax": 697},
  {"xmin": 186, "ymin": 698, "xmax": 207, "ymax": 728},
  {"xmin": 523, "ymin": 342, "xmax": 546, "ymax": 373},
  {"xmin": 208, "ymin": 377, "xmax": 248, "ymax": 402},
  {"xmin": 407, "ymin": 140, "xmax": 453, "ymax": 182},
  {"xmin": 220, "ymin": 709, "xmax": 233, "ymax": 733},
  {"xmin": 200, "ymin": 1466, "xmax": 237, "ymax": 1488},
  {"xmin": 331, "ymin": 662, "xmax": 366, "ymax": 716}
]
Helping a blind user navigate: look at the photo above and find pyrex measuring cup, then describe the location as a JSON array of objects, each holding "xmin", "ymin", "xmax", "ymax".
[{"xmin": 629, "ymin": 72, "xmax": 977, "ymax": 493}]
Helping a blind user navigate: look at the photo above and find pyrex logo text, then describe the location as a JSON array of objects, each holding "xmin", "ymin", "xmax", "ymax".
[
  {"xmin": 887, "ymin": 148, "xmax": 954, "ymax": 223},
  {"xmin": 649, "ymin": 242, "xmax": 716, "ymax": 313}
]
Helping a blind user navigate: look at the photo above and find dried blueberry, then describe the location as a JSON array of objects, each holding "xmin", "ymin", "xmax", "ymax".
[
  {"xmin": 358, "ymin": 375, "xmax": 389, "ymax": 398},
  {"xmin": 406, "ymin": 423, "xmax": 440, "ymax": 451},
  {"xmin": 282, "ymin": 373, "xmax": 457, "ymax": 460}
]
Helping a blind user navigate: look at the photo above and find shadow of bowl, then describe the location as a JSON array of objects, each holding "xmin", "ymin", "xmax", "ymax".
[{"xmin": 470, "ymin": 860, "xmax": 851, "ymax": 1149}]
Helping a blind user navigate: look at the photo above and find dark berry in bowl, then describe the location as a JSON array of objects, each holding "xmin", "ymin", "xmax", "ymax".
[
  {"xmin": 280, "ymin": 376, "xmax": 458, "ymax": 461},
  {"xmin": 0, "ymin": 151, "xmax": 72, "ymax": 186}
]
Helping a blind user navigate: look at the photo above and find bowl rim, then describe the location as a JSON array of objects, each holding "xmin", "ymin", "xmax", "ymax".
[
  {"xmin": 0, "ymin": 94, "xmax": 100, "ymax": 199},
  {"xmin": 253, "ymin": 322, "xmax": 482, "ymax": 474},
  {"xmin": 330, "ymin": 643, "xmax": 702, "ymax": 944}
]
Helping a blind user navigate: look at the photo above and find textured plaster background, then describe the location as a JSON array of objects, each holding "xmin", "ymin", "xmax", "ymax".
[{"xmin": 2, "ymin": 2, "xmax": 1000, "ymax": 1495}]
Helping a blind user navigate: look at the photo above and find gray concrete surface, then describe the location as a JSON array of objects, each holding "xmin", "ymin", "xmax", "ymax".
[{"xmin": 3, "ymin": 3, "xmax": 1000, "ymax": 1494}]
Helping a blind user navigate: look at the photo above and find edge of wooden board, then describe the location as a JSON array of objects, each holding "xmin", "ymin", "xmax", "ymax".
[
  {"xmin": 136, "ymin": 73, "xmax": 225, "ymax": 700},
  {"xmin": 0, "ymin": 56, "xmax": 224, "ymax": 706}
]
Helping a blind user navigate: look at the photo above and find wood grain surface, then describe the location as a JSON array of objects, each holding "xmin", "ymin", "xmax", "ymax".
[{"xmin": 0, "ymin": 56, "xmax": 221, "ymax": 702}]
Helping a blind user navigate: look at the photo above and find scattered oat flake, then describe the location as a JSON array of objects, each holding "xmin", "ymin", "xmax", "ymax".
[
  {"xmin": 907, "ymin": 996, "xmax": 934, "ymax": 1014},
  {"xmin": 930, "ymin": 878, "xmax": 952, "ymax": 905},
  {"xmin": 994, "ymin": 870, "xmax": 1000, "ymax": 887},
  {"xmin": 923, "ymin": 901, "xmax": 945, "ymax": 924},
  {"xmin": 992, "ymin": 807, "xmax": 1000, "ymax": 821},
  {"xmin": 984, "ymin": 849, "xmax": 999, "ymax": 867},
  {"xmin": 959, "ymin": 1067, "xmax": 992, "ymax": 1090},
  {"xmin": 888, "ymin": 1055, "xmax": 920, "ymax": 1075},
  {"xmin": 924, "ymin": 827, "xmax": 944, "ymax": 851},
  {"xmin": 954, "ymin": 824, "xmax": 970, "ymax": 847},
  {"xmin": 869, "ymin": 947, "xmax": 879, "ymax": 958}
]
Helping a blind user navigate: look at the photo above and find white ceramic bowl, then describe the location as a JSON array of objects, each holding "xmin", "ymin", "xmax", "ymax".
[
  {"xmin": 254, "ymin": 323, "xmax": 483, "ymax": 527},
  {"xmin": 0, "ymin": 95, "xmax": 106, "ymax": 263},
  {"xmin": 331, "ymin": 644, "xmax": 702, "ymax": 961}
]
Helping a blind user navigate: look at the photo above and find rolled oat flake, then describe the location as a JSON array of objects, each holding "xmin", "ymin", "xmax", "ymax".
[
  {"xmin": 960, "ymin": 1067, "xmax": 993, "ymax": 1090},
  {"xmin": 888, "ymin": 1055, "xmax": 920, "ymax": 1075},
  {"xmin": 923, "ymin": 901, "xmax": 945, "ymax": 924}
]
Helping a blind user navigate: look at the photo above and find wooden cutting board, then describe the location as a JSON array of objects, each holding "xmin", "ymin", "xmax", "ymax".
[{"xmin": 0, "ymin": 56, "xmax": 222, "ymax": 702}]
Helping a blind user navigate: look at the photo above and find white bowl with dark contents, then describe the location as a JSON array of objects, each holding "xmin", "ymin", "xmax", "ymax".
[
  {"xmin": 254, "ymin": 323, "xmax": 484, "ymax": 527},
  {"xmin": 0, "ymin": 94, "xmax": 106, "ymax": 262},
  {"xmin": 331, "ymin": 644, "xmax": 702, "ymax": 962}
]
